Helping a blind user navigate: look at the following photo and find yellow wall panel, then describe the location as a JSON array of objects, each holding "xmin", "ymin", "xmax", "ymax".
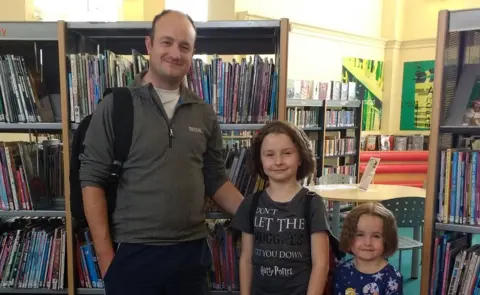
[{"xmin": 402, "ymin": 0, "xmax": 480, "ymax": 40}]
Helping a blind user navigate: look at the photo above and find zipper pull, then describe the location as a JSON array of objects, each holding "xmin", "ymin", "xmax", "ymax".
[{"xmin": 169, "ymin": 128, "xmax": 174, "ymax": 138}]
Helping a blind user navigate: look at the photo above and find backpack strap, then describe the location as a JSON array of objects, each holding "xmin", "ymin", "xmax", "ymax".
[
  {"xmin": 304, "ymin": 189, "xmax": 345, "ymax": 261},
  {"xmin": 249, "ymin": 190, "xmax": 263, "ymax": 233},
  {"xmin": 105, "ymin": 87, "xmax": 134, "ymax": 184},
  {"xmin": 304, "ymin": 189, "xmax": 314, "ymax": 242}
]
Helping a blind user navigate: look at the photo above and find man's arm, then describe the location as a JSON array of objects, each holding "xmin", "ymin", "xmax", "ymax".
[
  {"xmin": 212, "ymin": 181, "xmax": 243, "ymax": 215},
  {"xmin": 203, "ymin": 109, "xmax": 243, "ymax": 215},
  {"xmin": 79, "ymin": 94, "xmax": 115, "ymax": 277}
]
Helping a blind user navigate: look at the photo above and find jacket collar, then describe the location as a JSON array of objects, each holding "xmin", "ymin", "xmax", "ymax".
[{"xmin": 130, "ymin": 70, "xmax": 201, "ymax": 105}]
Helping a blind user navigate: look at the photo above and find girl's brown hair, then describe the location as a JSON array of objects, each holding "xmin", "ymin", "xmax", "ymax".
[
  {"xmin": 250, "ymin": 121, "xmax": 316, "ymax": 181},
  {"xmin": 339, "ymin": 202, "xmax": 399, "ymax": 258}
]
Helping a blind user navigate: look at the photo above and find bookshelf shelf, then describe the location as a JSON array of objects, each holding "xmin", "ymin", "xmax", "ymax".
[
  {"xmin": 0, "ymin": 22, "xmax": 59, "ymax": 41},
  {"xmin": 76, "ymin": 289, "xmax": 103, "ymax": 295},
  {"xmin": 286, "ymin": 99, "xmax": 324, "ymax": 107},
  {"xmin": 218, "ymin": 124, "xmax": 265, "ymax": 131},
  {"xmin": 324, "ymin": 154, "xmax": 357, "ymax": 159},
  {"xmin": 0, "ymin": 210, "xmax": 66, "ymax": 217},
  {"xmin": 286, "ymin": 99, "xmax": 362, "ymax": 108},
  {"xmin": 325, "ymin": 100, "xmax": 362, "ymax": 108},
  {"xmin": 0, "ymin": 123, "xmax": 62, "ymax": 132},
  {"xmin": 0, "ymin": 288, "xmax": 66, "ymax": 294},
  {"xmin": 435, "ymin": 223, "xmax": 480, "ymax": 235},
  {"xmin": 325, "ymin": 126, "xmax": 358, "ymax": 131},
  {"xmin": 439, "ymin": 125, "xmax": 480, "ymax": 134}
]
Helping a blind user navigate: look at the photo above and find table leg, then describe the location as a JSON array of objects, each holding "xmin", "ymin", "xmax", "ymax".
[
  {"xmin": 411, "ymin": 226, "xmax": 421, "ymax": 279},
  {"xmin": 332, "ymin": 202, "xmax": 341, "ymax": 237}
]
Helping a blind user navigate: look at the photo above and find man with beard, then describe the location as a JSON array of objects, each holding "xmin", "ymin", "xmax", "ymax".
[{"xmin": 79, "ymin": 10, "xmax": 243, "ymax": 295}]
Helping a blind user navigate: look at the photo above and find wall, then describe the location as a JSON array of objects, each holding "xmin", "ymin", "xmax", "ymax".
[
  {"xmin": 235, "ymin": 0, "xmax": 384, "ymax": 38},
  {"xmin": 0, "ymin": 0, "xmax": 34, "ymax": 21},
  {"xmin": 287, "ymin": 27, "xmax": 385, "ymax": 81},
  {"xmin": 239, "ymin": 2, "xmax": 386, "ymax": 82},
  {"xmin": 402, "ymin": 0, "xmax": 480, "ymax": 41}
]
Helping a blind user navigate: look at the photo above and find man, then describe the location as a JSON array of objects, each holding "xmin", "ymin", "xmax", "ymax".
[{"xmin": 79, "ymin": 10, "xmax": 244, "ymax": 295}]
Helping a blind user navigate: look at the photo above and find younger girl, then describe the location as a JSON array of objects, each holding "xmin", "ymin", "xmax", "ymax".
[
  {"xmin": 335, "ymin": 202, "xmax": 403, "ymax": 295},
  {"xmin": 231, "ymin": 121, "xmax": 331, "ymax": 295}
]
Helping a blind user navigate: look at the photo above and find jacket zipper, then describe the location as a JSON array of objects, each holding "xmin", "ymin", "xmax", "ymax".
[
  {"xmin": 168, "ymin": 127, "xmax": 174, "ymax": 148},
  {"xmin": 166, "ymin": 103, "xmax": 182, "ymax": 148}
]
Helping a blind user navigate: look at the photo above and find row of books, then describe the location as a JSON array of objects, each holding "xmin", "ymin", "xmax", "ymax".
[
  {"xmin": 224, "ymin": 146, "xmax": 266, "ymax": 198},
  {"xmin": 75, "ymin": 227, "xmax": 102, "ymax": 289},
  {"xmin": 320, "ymin": 164, "xmax": 357, "ymax": 178},
  {"xmin": 206, "ymin": 220, "xmax": 239, "ymax": 292},
  {"xmin": 187, "ymin": 56, "xmax": 278, "ymax": 124},
  {"xmin": 287, "ymin": 79, "xmax": 357, "ymax": 101},
  {"xmin": 430, "ymin": 234, "xmax": 480, "ymax": 295},
  {"xmin": 361, "ymin": 135, "xmax": 427, "ymax": 151},
  {"xmin": 0, "ymin": 140, "xmax": 63, "ymax": 211},
  {"xmin": 324, "ymin": 137, "xmax": 356, "ymax": 157},
  {"xmin": 0, "ymin": 55, "xmax": 47, "ymax": 124},
  {"xmin": 437, "ymin": 149, "xmax": 480, "ymax": 225},
  {"xmin": 67, "ymin": 50, "xmax": 148, "ymax": 123},
  {"xmin": 67, "ymin": 52, "xmax": 278, "ymax": 125},
  {"xmin": 74, "ymin": 222, "xmax": 240, "ymax": 292},
  {"xmin": 286, "ymin": 109, "xmax": 319, "ymax": 128},
  {"xmin": 0, "ymin": 217, "xmax": 66, "ymax": 290},
  {"xmin": 325, "ymin": 110, "xmax": 356, "ymax": 128}
]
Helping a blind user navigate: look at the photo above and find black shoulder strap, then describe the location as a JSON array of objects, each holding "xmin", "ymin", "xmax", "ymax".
[
  {"xmin": 249, "ymin": 190, "xmax": 263, "ymax": 233},
  {"xmin": 106, "ymin": 87, "xmax": 134, "ymax": 183},
  {"xmin": 304, "ymin": 189, "xmax": 314, "ymax": 242},
  {"xmin": 304, "ymin": 189, "xmax": 345, "ymax": 260}
]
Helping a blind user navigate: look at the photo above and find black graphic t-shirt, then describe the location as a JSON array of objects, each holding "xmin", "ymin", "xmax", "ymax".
[{"xmin": 231, "ymin": 188, "xmax": 330, "ymax": 295}]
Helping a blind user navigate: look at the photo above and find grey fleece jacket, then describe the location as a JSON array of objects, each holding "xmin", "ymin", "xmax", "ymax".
[{"xmin": 79, "ymin": 72, "xmax": 228, "ymax": 245}]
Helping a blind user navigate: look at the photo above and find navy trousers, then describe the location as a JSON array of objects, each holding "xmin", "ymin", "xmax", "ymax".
[{"xmin": 103, "ymin": 238, "xmax": 212, "ymax": 295}]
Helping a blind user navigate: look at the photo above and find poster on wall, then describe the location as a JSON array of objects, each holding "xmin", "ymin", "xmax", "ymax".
[
  {"xmin": 400, "ymin": 60, "xmax": 435, "ymax": 130},
  {"xmin": 341, "ymin": 57, "xmax": 384, "ymax": 131}
]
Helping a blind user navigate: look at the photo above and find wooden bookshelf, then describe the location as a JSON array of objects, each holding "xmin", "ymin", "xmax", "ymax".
[
  {"xmin": 60, "ymin": 19, "xmax": 289, "ymax": 295},
  {"xmin": 286, "ymin": 98, "xmax": 363, "ymax": 183},
  {"xmin": 421, "ymin": 8, "xmax": 480, "ymax": 295},
  {"xmin": 0, "ymin": 18, "xmax": 290, "ymax": 295}
]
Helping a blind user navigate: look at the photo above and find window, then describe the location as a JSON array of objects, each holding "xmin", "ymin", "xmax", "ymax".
[
  {"xmin": 34, "ymin": 0, "xmax": 121, "ymax": 22},
  {"xmin": 165, "ymin": 0, "xmax": 208, "ymax": 22}
]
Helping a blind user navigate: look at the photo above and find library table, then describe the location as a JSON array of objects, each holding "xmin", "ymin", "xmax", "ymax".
[{"xmin": 306, "ymin": 184, "xmax": 426, "ymax": 278}]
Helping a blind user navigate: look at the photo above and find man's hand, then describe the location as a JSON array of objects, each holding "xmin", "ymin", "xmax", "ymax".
[{"xmin": 98, "ymin": 248, "xmax": 115, "ymax": 278}]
